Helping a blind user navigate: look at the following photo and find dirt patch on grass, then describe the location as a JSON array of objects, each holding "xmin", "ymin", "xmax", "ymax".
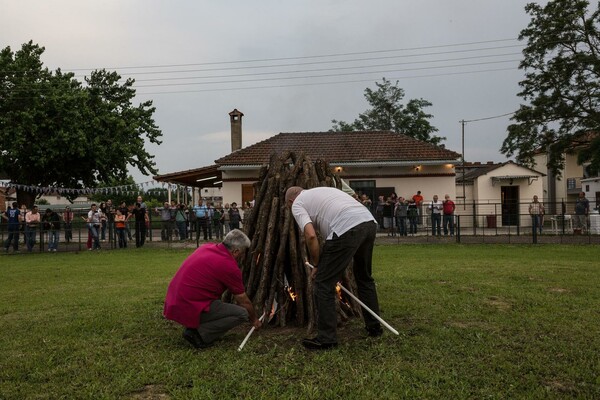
[
  {"xmin": 129, "ymin": 385, "xmax": 170, "ymax": 399},
  {"xmin": 548, "ymin": 287, "xmax": 569, "ymax": 293},
  {"xmin": 543, "ymin": 380, "xmax": 576, "ymax": 394},
  {"xmin": 446, "ymin": 320, "xmax": 488, "ymax": 329},
  {"xmin": 485, "ymin": 296, "xmax": 511, "ymax": 311}
]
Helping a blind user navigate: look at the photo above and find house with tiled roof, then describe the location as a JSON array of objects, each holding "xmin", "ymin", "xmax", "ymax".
[
  {"xmin": 154, "ymin": 109, "xmax": 462, "ymax": 209},
  {"xmin": 455, "ymin": 160, "xmax": 544, "ymax": 227}
]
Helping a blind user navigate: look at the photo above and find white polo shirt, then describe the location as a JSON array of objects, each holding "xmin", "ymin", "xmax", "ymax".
[{"xmin": 291, "ymin": 187, "xmax": 376, "ymax": 240}]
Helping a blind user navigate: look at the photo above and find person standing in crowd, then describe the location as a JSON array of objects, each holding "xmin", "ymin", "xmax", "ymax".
[
  {"xmin": 407, "ymin": 200, "xmax": 419, "ymax": 235},
  {"xmin": 394, "ymin": 197, "xmax": 408, "ymax": 237},
  {"xmin": 99, "ymin": 202, "xmax": 108, "ymax": 241},
  {"xmin": 193, "ymin": 199, "xmax": 209, "ymax": 241},
  {"xmin": 130, "ymin": 202, "xmax": 148, "ymax": 248},
  {"xmin": 175, "ymin": 204, "xmax": 188, "ymax": 240},
  {"xmin": 428, "ymin": 195, "xmax": 443, "ymax": 237},
  {"xmin": 412, "ymin": 191, "xmax": 424, "ymax": 225},
  {"xmin": 114, "ymin": 208, "xmax": 127, "ymax": 248},
  {"xmin": 2, "ymin": 202, "xmax": 21, "ymax": 253},
  {"xmin": 528, "ymin": 195, "xmax": 545, "ymax": 234},
  {"xmin": 442, "ymin": 194, "xmax": 456, "ymax": 236},
  {"xmin": 206, "ymin": 202, "xmax": 214, "ymax": 240},
  {"xmin": 375, "ymin": 195, "xmax": 385, "ymax": 227},
  {"xmin": 382, "ymin": 196, "xmax": 395, "ymax": 236},
  {"xmin": 221, "ymin": 203, "xmax": 231, "ymax": 235},
  {"xmin": 119, "ymin": 201, "xmax": 133, "ymax": 241},
  {"xmin": 105, "ymin": 199, "xmax": 115, "ymax": 243},
  {"xmin": 136, "ymin": 195, "xmax": 147, "ymax": 209},
  {"xmin": 86, "ymin": 204, "xmax": 102, "ymax": 250},
  {"xmin": 242, "ymin": 201, "xmax": 253, "ymax": 230},
  {"xmin": 43, "ymin": 208, "xmax": 61, "ymax": 252},
  {"xmin": 286, "ymin": 186, "xmax": 383, "ymax": 350},
  {"xmin": 228, "ymin": 202, "xmax": 242, "ymax": 231},
  {"xmin": 361, "ymin": 194, "xmax": 372, "ymax": 210},
  {"xmin": 25, "ymin": 205, "xmax": 41, "ymax": 252},
  {"xmin": 163, "ymin": 229, "xmax": 261, "ymax": 349},
  {"xmin": 574, "ymin": 191, "xmax": 590, "ymax": 232},
  {"xmin": 62, "ymin": 206, "xmax": 74, "ymax": 243},
  {"xmin": 159, "ymin": 202, "xmax": 173, "ymax": 241},
  {"xmin": 170, "ymin": 200, "xmax": 179, "ymax": 240},
  {"xmin": 212, "ymin": 205, "xmax": 223, "ymax": 240},
  {"xmin": 20, "ymin": 204, "xmax": 28, "ymax": 245}
]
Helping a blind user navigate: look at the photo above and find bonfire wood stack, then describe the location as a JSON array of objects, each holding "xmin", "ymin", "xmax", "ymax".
[{"xmin": 238, "ymin": 151, "xmax": 363, "ymax": 333}]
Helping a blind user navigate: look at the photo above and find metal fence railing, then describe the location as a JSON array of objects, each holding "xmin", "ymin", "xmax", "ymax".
[{"xmin": 2, "ymin": 202, "xmax": 600, "ymax": 253}]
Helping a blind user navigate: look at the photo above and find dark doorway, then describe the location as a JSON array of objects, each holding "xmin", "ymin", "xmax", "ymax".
[
  {"xmin": 501, "ymin": 185, "xmax": 519, "ymax": 226},
  {"xmin": 349, "ymin": 180, "xmax": 376, "ymax": 213}
]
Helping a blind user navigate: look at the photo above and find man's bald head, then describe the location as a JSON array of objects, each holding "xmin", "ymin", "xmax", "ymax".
[{"xmin": 285, "ymin": 186, "xmax": 304, "ymax": 206}]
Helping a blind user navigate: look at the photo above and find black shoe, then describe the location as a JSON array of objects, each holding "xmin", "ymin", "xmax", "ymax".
[
  {"xmin": 302, "ymin": 337, "xmax": 338, "ymax": 350},
  {"xmin": 366, "ymin": 326, "xmax": 384, "ymax": 337},
  {"xmin": 183, "ymin": 328, "xmax": 212, "ymax": 349}
]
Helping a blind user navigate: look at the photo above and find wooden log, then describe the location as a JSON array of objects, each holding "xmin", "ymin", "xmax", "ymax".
[
  {"xmin": 253, "ymin": 196, "xmax": 280, "ymax": 308},
  {"xmin": 287, "ymin": 217, "xmax": 305, "ymax": 326}
]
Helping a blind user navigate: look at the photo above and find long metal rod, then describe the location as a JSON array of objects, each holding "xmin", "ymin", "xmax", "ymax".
[
  {"xmin": 237, "ymin": 312, "xmax": 265, "ymax": 352},
  {"xmin": 305, "ymin": 262, "xmax": 399, "ymax": 336}
]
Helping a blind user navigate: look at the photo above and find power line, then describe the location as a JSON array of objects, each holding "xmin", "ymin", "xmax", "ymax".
[
  {"xmin": 3, "ymin": 67, "xmax": 519, "ymax": 100},
  {"xmin": 93, "ymin": 44, "xmax": 524, "ymax": 78},
  {"xmin": 462, "ymin": 111, "xmax": 516, "ymax": 123},
  {"xmin": 132, "ymin": 59, "xmax": 520, "ymax": 89},
  {"xmin": 135, "ymin": 67, "xmax": 517, "ymax": 96},
  {"xmin": 63, "ymin": 38, "xmax": 520, "ymax": 72},
  {"xmin": 130, "ymin": 52, "xmax": 522, "ymax": 83},
  {"xmin": 3, "ymin": 48, "xmax": 522, "ymax": 90}
]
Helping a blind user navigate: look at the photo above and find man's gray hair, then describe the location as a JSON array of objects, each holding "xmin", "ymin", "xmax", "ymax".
[{"xmin": 223, "ymin": 229, "xmax": 251, "ymax": 251}]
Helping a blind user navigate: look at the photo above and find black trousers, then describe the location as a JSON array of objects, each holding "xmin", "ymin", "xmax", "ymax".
[{"xmin": 314, "ymin": 221, "xmax": 380, "ymax": 343}]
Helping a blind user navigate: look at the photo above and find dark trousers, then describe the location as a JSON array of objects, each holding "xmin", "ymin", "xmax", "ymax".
[
  {"xmin": 396, "ymin": 217, "xmax": 407, "ymax": 236},
  {"xmin": 25, "ymin": 226, "xmax": 37, "ymax": 251},
  {"xmin": 4, "ymin": 227, "xmax": 19, "ymax": 251},
  {"xmin": 196, "ymin": 300, "xmax": 248, "ymax": 344},
  {"xmin": 214, "ymin": 221, "xmax": 223, "ymax": 240},
  {"xmin": 197, "ymin": 218, "xmax": 209, "ymax": 240},
  {"xmin": 116, "ymin": 228, "xmax": 127, "ymax": 248},
  {"xmin": 443, "ymin": 214, "xmax": 454, "ymax": 235},
  {"xmin": 409, "ymin": 216, "xmax": 418, "ymax": 234},
  {"xmin": 431, "ymin": 213, "xmax": 441, "ymax": 236},
  {"xmin": 314, "ymin": 221, "xmax": 380, "ymax": 343},
  {"xmin": 176, "ymin": 221, "xmax": 187, "ymax": 240},
  {"xmin": 64, "ymin": 222, "xmax": 72, "ymax": 242},
  {"xmin": 161, "ymin": 220, "xmax": 173, "ymax": 241},
  {"xmin": 135, "ymin": 221, "xmax": 146, "ymax": 247}
]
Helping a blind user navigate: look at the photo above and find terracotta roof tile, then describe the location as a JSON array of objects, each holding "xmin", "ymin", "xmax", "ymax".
[{"xmin": 215, "ymin": 131, "xmax": 460, "ymax": 165}]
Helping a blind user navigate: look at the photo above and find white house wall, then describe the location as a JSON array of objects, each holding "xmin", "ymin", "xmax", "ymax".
[
  {"xmin": 220, "ymin": 164, "xmax": 456, "ymax": 206},
  {"xmin": 476, "ymin": 163, "xmax": 543, "ymax": 227}
]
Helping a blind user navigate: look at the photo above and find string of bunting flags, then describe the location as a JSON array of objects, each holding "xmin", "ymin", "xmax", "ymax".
[{"xmin": 3, "ymin": 180, "xmax": 186, "ymax": 197}]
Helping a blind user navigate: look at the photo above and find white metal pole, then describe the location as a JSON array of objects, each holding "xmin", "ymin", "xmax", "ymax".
[{"xmin": 305, "ymin": 262, "xmax": 399, "ymax": 335}]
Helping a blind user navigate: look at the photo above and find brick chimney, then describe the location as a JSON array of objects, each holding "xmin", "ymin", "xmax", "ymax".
[{"xmin": 229, "ymin": 109, "xmax": 244, "ymax": 152}]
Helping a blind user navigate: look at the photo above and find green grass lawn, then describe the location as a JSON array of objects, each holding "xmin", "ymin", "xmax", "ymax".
[{"xmin": 1, "ymin": 245, "xmax": 599, "ymax": 399}]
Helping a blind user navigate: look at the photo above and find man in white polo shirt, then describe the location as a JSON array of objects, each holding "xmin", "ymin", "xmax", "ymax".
[{"xmin": 285, "ymin": 186, "xmax": 383, "ymax": 350}]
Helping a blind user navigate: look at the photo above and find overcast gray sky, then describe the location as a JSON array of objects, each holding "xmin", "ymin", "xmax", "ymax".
[{"xmin": 1, "ymin": 0, "xmax": 542, "ymax": 184}]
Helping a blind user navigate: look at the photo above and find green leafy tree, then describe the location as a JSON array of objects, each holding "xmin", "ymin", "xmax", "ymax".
[
  {"xmin": 89, "ymin": 176, "xmax": 138, "ymax": 206},
  {"xmin": 331, "ymin": 78, "xmax": 444, "ymax": 145},
  {"xmin": 502, "ymin": 0, "xmax": 600, "ymax": 175},
  {"xmin": 0, "ymin": 41, "xmax": 162, "ymax": 207}
]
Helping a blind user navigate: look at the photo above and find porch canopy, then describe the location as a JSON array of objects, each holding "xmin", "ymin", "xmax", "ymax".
[
  {"xmin": 491, "ymin": 175, "xmax": 539, "ymax": 186},
  {"xmin": 153, "ymin": 164, "xmax": 222, "ymax": 188}
]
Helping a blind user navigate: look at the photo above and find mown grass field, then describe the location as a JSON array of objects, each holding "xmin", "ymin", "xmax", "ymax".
[{"xmin": 1, "ymin": 245, "xmax": 599, "ymax": 399}]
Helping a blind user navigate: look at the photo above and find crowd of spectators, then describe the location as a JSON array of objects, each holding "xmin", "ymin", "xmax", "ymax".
[
  {"xmin": 353, "ymin": 190, "xmax": 456, "ymax": 237},
  {"xmin": 1, "ymin": 197, "xmax": 254, "ymax": 253}
]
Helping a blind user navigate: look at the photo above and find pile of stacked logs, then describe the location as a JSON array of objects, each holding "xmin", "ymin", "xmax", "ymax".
[{"xmin": 238, "ymin": 151, "xmax": 363, "ymax": 333}]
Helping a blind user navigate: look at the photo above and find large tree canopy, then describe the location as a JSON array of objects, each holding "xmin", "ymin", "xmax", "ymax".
[
  {"xmin": 502, "ymin": 0, "xmax": 600, "ymax": 175},
  {"xmin": 331, "ymin": 78, "xmax": 444, "ymax": 145},
  {"xmin": 0, "ymin": 41, "xmax": 162, "ymax": 206}
]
